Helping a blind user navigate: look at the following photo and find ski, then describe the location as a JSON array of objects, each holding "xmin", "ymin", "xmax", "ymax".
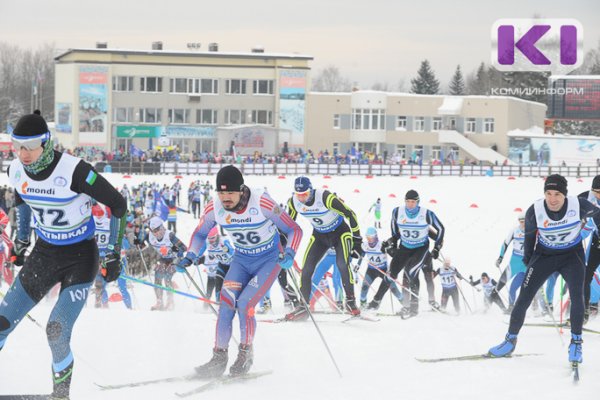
[
  {"xmin": 0, "ymin": 396, "xmax": 52, "ymax": 400},
  {"xmin": 341, "ymin": 314, "xmax": 380, "ymax": 323},
  {"xmin": 175, "ymin": 370, "xmax": 273, "ymax": 397},
  {"xmin": 258, "ymin": 317, "xmax": 288, "ymax": 323},
  {"xmin": 415, "ymin": 353, "xmax": 543, "ymax": 363},
  {"xmin": 522, "ymin": 322, "xmax": 600, "ymax": 335},
  {"xmin": 571, "ymin": 362, "xmax": 580, "ymax": 383},
  {"xmin": 94, "ymin": 372, "xmax": 201, "ymax": 390}
]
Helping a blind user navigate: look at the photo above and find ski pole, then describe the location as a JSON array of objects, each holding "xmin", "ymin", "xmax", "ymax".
[
  {"xmin": 287, "ymin": 268, "xmax": 343, "ymax": 378},
  {"xmin": 121, "ymin": 274, "xmax": 218, "ymax": 305},
  {"xmin": 537, "ymin": 285, "xmax": 566, "ymax": 346},
  {"xmin": 455, "ymin": 281, "xmax": 472, "ymax": 314}
]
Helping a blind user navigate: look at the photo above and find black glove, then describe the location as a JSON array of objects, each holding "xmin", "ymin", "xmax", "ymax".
[
  {"xmin": 133, "ymin": 237, "xmax": 141, "ymax": 246},
  {"xmin": 431, "ymin": 246, "xmax": 441, "ymax": 260},
  {"xmin": 176, "ymin": 252, "xmax": 197, "ymax": 272},
  {"xmin": 11, "ymin": 239, "xmax": 30, "ymax": 267},
  {"xmin": 193, "ymin": 255, "xmax": 205, "ymax": 266},
  {"xmin": 101, "ymin": 248, "xmax": 121, "ymax": 282},
  {"xmin": 381, "ymin": 238, "xmax": 397, "ymax": 257},
  {"xmin": 351, "ymin": 235, "xmax": 364, "ymax": 259},
  {"xmin": 495, "ymin": 256, "xmax": 503, "ymax": 269}
]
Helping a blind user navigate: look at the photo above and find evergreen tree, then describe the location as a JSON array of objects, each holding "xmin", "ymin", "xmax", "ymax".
[
  {"xmin": 466, "ymin": 62, "xmax": 489, "ymax": 95},
  {"xmin": 449, "ymin": 65, "xmax": 465, "ymax": 95},
  {"xmin": 410, "ymin": 60, "xmax": 440, "ymax": 94}
]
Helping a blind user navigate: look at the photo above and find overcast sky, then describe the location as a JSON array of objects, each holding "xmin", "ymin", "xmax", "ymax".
[{"xmin": 1, "ymin": 0, "xmax": 598, "ymax": 89}]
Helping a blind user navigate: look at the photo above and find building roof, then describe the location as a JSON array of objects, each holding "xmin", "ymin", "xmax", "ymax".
[{"xmin": 55, "ymin": 47, "xmax": 313, "ymax": 62}]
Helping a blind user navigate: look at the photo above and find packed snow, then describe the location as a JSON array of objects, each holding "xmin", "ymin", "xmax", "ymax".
[{"xmin": 1, "ymin": 173, "xmax": 599, "ymax": 399}]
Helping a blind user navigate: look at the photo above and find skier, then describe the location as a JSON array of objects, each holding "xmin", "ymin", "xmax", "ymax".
[
  {"xmin": 369, "ymin": 198, "xmax": 382, "ymax": 229},
  {"xmin": 579, "ymin": 175, "xmax": 600, "ymax": 322},
  {"xmin": 495, "ymin": 212, "xmax": 526, "ymax": 311},
  {"xmin": 469, "ymin": 272, "xmax": 506, "ymax": 312},
  {"xmin": 285, "ymin": 176, "xmax": 364, "ymax": 320},
  {"xmin": 0, "ymin": 207, "xmax": 14, "ymax": 287},
  {"xmin": 199, "ymin": 226, "xmax": 234, "ymax": 303},
  {"xmin": 148, "ymin": 216, "xmax": 187, "ymax": 311},
  {"xmin": 433, "ymin": 257, "xmax": 464, "ymax": 313},
  {"xmin": 488, "ymin": 174, "xmax": 600, "ymax": 365},
  {"xmin": 92, "ymin": 202, "xmax": 132, "ymax": 309},
  {"xmin": 368, "ymin": 189, "xmax": 445, "ymax": 318},
  {"xmin": 177, "ymin": 165, "xmax": 302, "ymax": 377},
  {"xmin": 0, "ymin": 111, "xmax": 127, "ymax": 399},
  {"xmin": 358, "ymin": 227, "xmax": 403, "ymax": 308},
  {"xmin": 310, "ymin": 247, "xmax": 344, "ymax": 309}
]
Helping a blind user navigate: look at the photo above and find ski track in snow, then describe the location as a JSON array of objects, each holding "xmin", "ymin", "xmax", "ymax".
[{"xmin": 1, "ymin": 174, "xmax": 599, "ymax": 399}]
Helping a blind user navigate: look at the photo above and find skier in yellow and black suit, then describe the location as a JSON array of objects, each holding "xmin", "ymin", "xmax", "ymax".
[{"xmin": 284, "ymin": 177, "xmax": 363, "ymax": 320}]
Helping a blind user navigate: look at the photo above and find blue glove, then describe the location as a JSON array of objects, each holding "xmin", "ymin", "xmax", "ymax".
[
  {"xmin": 176, "ymin": 252, "xmax": 196, "ymax": 273},
  {"xmin": 279, "ymin": 248, "xmax": 295, "ymax": 270}
]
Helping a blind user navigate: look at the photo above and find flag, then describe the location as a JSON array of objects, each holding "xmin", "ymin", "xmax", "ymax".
[
  {"xmin": 152, "ymin": 190, "xmax": 169, "ymax": 221},
  {"xmin": 129, "ymin": 143, "xmax": 144, "ymax": 158}
]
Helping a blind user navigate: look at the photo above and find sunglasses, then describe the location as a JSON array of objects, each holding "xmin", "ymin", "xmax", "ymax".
[{"xmin": 12, "ymin": 132, "xmax": 50, "ymax": 150}]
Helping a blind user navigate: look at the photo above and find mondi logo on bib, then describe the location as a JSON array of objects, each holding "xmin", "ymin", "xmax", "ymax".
[{"xmin": 491, "ymin": 19, "xmax": 583, "ymax": 74}]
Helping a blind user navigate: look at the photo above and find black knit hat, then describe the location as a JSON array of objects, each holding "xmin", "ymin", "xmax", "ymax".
[
  {"xmin": 216, "ymin": 165, "xmax": 244, "ymax": 192},
  {"xmin": 592, "ymin": 175, "xmax": 600, "ymax": 190},
  {"xmin": 405, "ymin": 189, "xmax": 420, "ymax": 201},
  {"xmin": 544, "ymin": 174, "xmax": 568, "ymax": 196},
  {"xmin": 13, "ymin": 110, "xmax": 49, "ymax": 138}
]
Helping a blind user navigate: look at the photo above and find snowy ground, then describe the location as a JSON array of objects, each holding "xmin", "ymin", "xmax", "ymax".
[{"xmin": 1, "ymin": 173, "xmax": 599, "ymax": 399}]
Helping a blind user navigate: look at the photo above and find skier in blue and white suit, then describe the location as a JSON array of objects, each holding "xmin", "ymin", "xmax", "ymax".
[
  {"xmin": 369, "ymin": 189, "xmax": 444, "ymax": 317},
  {"xmin": 495, "ymin": 213, "xmax": 527, "ymax": 308},
  {"xmin": 0, "ymin": 111, "xmax": 127, "ymax": 399},
  {"xmin": 177, "ymin": 165, "xmax": 302, "ymax": 378},
  {"xmin": 358, "ymin": 227, "xmax": 403, "ymax": 308},
  {"xmin": 489, "ymin": 175, "xmax": 600, "ymax": 365}
]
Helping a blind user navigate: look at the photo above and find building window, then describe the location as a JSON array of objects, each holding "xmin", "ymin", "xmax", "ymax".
[
  {"xmin": 465, "ymin": 118, "xmax": 476, "ymax": 133},
  {"xmin": 113, "ymin": 107, "xmax": 134, "ymax": 123},
  {"xmin": 253, "ymin": 80, "xmax": 274, "ymax": 95},
  {"xmin": 432, "ymin": 117, "xmax": 443, "ymax": 131},
  {"xmin": 169, "ymin": 78, "xmax": 188, "ymax": 94},
  {"xmin": 351, "ymin": 109, "xmax": 385, "ymax": 130},
  {"xmin": 197, "ymin": 109, "xmax": 218, "ymax": 125},
  {"xmin": 200, "ymin": 79, "xmax": 218, "ymax": 94},
  {"xmin": 140, "ymin": 77, "xmax": 163, "ymax": 93},
  {"xmin": 414, "ymin": 117, "xmax": 425, "ymax": 132},
  {"xmin": 225, "ymin": 79, "xmax": 247, "ymax": 94},
  {"xmin": 251, "ymin": 110, "xmax": 273, "ymax": 125},
  {"xmin": 450, "ymin": 146, "xmax": 460, "ymax": 162},
  {"xmin": 332, "ymin": 142, "xmax": 339, "ymax": 155},
  {"xmin": 432, "ymin": 146, "xmax": 442, "ymax": 160},
  {"xmin": 396, "ymin": 116, "xmax": 407, "ymax": 130},
  {"xmin": 168, "ymin": 109, "xmax": 190, "ymax": 124},
  {"xmin": 112, "ymin": 76, "xmax": 133, "ymax": 92},
  {"xmin": 224, "ymin": 109, "xmax": 247, "ymax": 124},
  {"xmin": 484, "ymin": 117, "xmax": 495, "ymax": 133},
  {"xmin": 396, "ymin": 145, "xmax": 406, "ymax": 158},
  {"xmin": 333, "ymin": 114, "xmax": 340, "ymax": 129},
  {"xmin": 139, "ymin": 108, "xmax": 162, "ymax": 123}
]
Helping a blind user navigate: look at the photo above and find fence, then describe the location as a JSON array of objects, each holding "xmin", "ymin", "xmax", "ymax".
[{"xmin": 1, "ymin": 160, "xmax": 598, "ymax": 178}]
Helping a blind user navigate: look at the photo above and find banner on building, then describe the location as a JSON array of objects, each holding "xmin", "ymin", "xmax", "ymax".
[
  {"xmin": 279, "ymin": 69, "xmax": 306, "ymax": 148},
  {"xmin": 79, "ymin": 66, "xmax": 108, "ymax": 140}
]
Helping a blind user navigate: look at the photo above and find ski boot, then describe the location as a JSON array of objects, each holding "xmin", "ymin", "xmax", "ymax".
[
  {"xmin": 285, "ymin": 305, "xmax": 309, "ymax": 321},
  {"xmin": 488, "ymin": 333, "xmax": 518, "ymax": 357},
  {"xmin": 367, "ymin": 299, "xmax": 381, "ymax": 310},
  {"xmin": 568, "ymin": 334, "xmax": 583, "ymax": 363},
  {"xmin": 195, "ymin": 347, "xmax": 228, "ymax": 378},
  {"xmin": 51, "ymin": 360, "xmax": 74, "ymax": 400},
  {"xmin": 151, "ymin": 299, "xmax": 164, "ymax": 311},
  {"xmin": 360, "ymin": 299, "xmax": 367, "ymax": 309},
  {"xmin": 258, "ymin": 298, "xmax": 272, "ymax": 314},
  {"xmin": 429, "ymin": 300, "xmax": 440, "ymax": 310},
  {"xmin": 335, "ymin": 300, "xmax": 344, "ymax": 312},
  {"xmin": 345, "ymin": 298, "xmax": 360, "ymax": 316},
  {"xmin": 229, "ymin": 344, "xmax": 254, "ymax": 376}
]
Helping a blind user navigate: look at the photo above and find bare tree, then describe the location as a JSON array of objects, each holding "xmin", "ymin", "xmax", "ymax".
[{"xmin": 311, "ymin": 65, "xmax": 352, "ymax": 92}]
